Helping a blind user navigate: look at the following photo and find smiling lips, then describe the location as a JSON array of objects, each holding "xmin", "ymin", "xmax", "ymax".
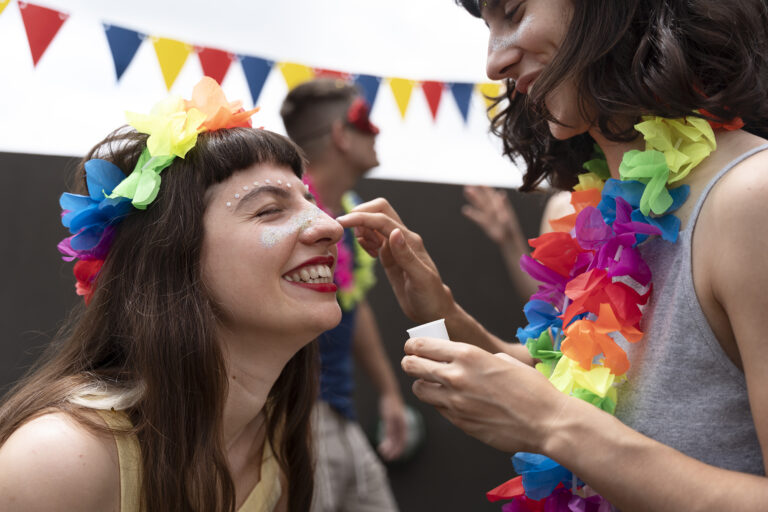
[
  {"xmin": 516, "ymin": 70, "xmax": 541, "ymax": 95},
  {"xmin": 283, "ymin": 256, "xmax": 337, "ymax": 293}
]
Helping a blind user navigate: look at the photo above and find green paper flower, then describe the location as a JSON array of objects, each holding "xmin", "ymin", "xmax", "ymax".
[{"xmin": 618, "ymin": 149, "xmax": 672, "ymax": 216}]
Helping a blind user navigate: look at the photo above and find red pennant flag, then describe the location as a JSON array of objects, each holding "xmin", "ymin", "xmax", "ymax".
[
  {"xmin": 421, "ymin": 81, "xmax": 444, "ymax": 121},
  {"xmin": 313, "ymin": 68, "xmax": 352, "ymax": 81},
  {"xmin": 18, "ymin": 2, "xmax": 69, "ymax": 66},
  {"xmin": 197, "ymin": 46, "xmax": 234, "ymax": 85}
]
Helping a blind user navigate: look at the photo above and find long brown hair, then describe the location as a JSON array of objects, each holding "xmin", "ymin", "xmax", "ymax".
[
  {"xmin": 0, "ymin": 127, "xmax": 317, "ymax": 511},
  {"xmin": 456, "ymin": 0, "xmax": 768, "ymax": 190}
]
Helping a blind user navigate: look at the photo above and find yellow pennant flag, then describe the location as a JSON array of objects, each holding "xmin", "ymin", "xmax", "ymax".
[
  {"xmin": 389, "ymin": 78, "xmax": 415, "ymax": 119},
  {"xmin": 477, "ymin": 82, "xmax": 503, "ymax": 118},
  {"xmin": 278, "ymin": 62, "xmax": 315, "ymax": 90},
  {"xmin": 0, "ymin": 0, "xmax": 10, "ymax": 16},
  {"xmin": 152, "ymin": 37, "xmax": 192, "ymax": 91}
]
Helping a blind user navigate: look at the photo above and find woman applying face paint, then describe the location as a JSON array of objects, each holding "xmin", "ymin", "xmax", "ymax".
[
  {"xmin": 339, "ymin": 1, "xmax": 768, "ymax": 510},
  {"xmin": 0, "ymin": 79, "xmax": 344, "ymax": 512}
]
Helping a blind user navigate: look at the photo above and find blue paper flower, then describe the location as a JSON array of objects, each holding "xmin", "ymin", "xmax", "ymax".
[
  {"xmin": 59, "ymin": 159, "xmax": 132, "ymax": 251},
  {"xmin": 516, "ymin": 300, "xmax": 563, "ymax": 345},
  {"xmin": 512, "ymin": 452, "xmax": 575, "ymax": 500}
]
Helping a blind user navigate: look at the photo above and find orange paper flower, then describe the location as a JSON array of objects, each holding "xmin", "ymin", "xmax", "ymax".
[{"xmin": 185, "ymin": 76, "xmax": 260, "ymax": 131}]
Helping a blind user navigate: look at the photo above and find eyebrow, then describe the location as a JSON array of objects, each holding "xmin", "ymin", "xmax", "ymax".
[{"xmin": 234, "ymin": 184, "xmax": 316, "ymax": 212}]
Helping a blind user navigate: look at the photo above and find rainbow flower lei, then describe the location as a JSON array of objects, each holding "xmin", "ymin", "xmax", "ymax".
[
  {"xmin": 487, "ymin": 113, "xmax": 743, "ymax": 510},
  {"xmin": 302, "ymin": 175, "xmax": 376, "ymax": 311},
  {"xmin": 58, "ymin": 77, "xmax": 259, "ymax": 303}
]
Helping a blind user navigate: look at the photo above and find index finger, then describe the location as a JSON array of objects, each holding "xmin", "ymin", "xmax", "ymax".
[
  {"xmin": 338, "ymin": 197, "xmax": 405, "ymax": 225},
  {"xmin": 404, "ymin": 337, "xmax": 467, "ymax": 363},
  {"xmin": 337, "ymin": 211, "xmax": 404, "ymax": 238}
]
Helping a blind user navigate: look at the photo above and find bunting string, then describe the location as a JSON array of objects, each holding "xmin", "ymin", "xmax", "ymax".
[{"xmin": 3, "ymin": 0, "xmax": 502, "ymax": 125}]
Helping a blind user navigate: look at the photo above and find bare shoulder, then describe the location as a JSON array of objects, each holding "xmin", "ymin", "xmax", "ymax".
[
  {"xmin": 705, "ymin": 142, "xmax": 768, "ymax": 240},
  {"xmin": 0, "ymin": 411, "xmax": 120, "ymax": 512}
]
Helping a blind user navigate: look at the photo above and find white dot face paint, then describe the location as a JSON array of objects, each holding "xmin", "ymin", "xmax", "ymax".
[
  {"xmin": 235, "ymin": 193, "xmax": 240, "ymax": 199},
  {"xmin": 260, "ymin": 205, "xmax": 326, "ymax": 248},
  {"xmin": 226, "ymin": 201, "xmax": 232, "ymax": 207}
]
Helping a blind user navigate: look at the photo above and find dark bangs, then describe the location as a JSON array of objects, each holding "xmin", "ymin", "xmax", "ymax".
[
  {"xmin": 189, "ymin": 128, "xmax": 306, "ymax": 189},
  {"xmin": 454, "ymin": 0, "xmax": 482, "ymax": 17}
]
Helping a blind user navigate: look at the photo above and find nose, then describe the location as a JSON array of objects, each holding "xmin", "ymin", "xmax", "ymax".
[
  {"xmin": 486, "ymin": 32, "xmax": 523, "ymax": 81},
  {"xmin": 298, "ymin": 206, "xmax": 344, "ymax": 247}
]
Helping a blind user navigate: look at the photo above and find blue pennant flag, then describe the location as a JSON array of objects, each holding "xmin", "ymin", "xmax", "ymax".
[
  {"xmin": 240, "ymin": 56, "xmax": 273, "ymax": 105},
  {"xmin": 353, "ymin": 74, "xmax": 381, "ymax": 109},
  {"xmin": 103, "ymin": 24, "xmax": 143, "ymax": 81},
  {"xmin": 449, "ymin": 82, "xmax": 474, "ymax": 123}
]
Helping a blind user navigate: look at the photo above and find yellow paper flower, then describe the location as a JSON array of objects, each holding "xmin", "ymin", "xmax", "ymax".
[
  {"xmin": 635, "ymin": 115, "xmax": 716, "ymax": 183},
  {"xmin": 573, "ymin": 172, "xmax": 605, "ymax": 192},
  {"xmin": 549, "ymin": 355, "xmax": 617, "ymax": 398},
  {"xmin": 126, "ymin": 96, "xmax": 206, "ymax": 159}
]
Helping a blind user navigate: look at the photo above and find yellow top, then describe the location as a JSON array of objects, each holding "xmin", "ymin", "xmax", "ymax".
[{"xmin": 96, "ymin": 410, "xmax": 281, "ymax": 512}]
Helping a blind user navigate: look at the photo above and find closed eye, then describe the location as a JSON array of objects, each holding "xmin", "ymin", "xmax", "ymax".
[
  {"xmin": 254, "ymin": 207, "xmax": 284, "ymax": 218},
  {"xmin": 505, "ymin": 1, "xmax": 523, "ymax": 21}
]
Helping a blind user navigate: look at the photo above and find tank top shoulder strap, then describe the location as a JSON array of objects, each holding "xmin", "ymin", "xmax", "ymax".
[
  {"xmin": 683, "ymin": 143, "xmax": 768, "ymax": 232},
  {"xmin": 96, "ymin": 409, "xmax": 143, "ymax": 512}
]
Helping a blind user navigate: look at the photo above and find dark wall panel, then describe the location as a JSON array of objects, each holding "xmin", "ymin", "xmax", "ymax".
[{"xmin": 0, "ymin": 151, "xmax": 549, "ymax": 510}]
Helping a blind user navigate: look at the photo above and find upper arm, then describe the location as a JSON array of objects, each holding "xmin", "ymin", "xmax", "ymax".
[
  {"xmin": 706, "ymin": 151, "xmax": 768, "ymax": 473},
  {"xmin": 539, "ymin": 191, "xmax": 573, "ymax": 235},
  {"xmin": 0, "ymin": 412, "xmax": 120, "ymax": 512}
]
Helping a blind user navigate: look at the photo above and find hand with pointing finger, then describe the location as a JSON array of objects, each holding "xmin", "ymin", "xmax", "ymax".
[{"xmin": 337, "ymin": 197, "xmax": 456, "ymax": 324}]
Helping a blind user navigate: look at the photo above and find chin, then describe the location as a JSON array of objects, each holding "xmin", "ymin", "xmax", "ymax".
[
  {"xmin": 547, "ymin": 120, "xmax": 587, "ymax": 141},
  {"xmin": 312, "ymin": 302, "xmax": 343, "ymax": 334}
]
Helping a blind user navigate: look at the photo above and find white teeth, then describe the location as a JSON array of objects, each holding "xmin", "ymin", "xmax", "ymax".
[{"xmin": 283, "ymin": 264, "xmax": 334, "ymax": 284}]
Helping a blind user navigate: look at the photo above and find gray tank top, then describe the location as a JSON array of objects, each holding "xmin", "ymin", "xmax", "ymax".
[{"xmin": 613, "ymin": 144, "xmax": 768, "ymax": 475}]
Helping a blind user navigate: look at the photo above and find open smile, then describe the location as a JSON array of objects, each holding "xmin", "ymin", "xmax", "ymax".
[{"xmin": 282, "ymin": 256, "xmax": 337, "ymax": 293}]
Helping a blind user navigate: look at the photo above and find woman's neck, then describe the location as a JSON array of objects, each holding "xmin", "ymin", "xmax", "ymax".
[
  {"xmin": 218, "ymin": 327, "xmax": 297, "ymax": 456},
  {"xmin": 588, "ymin": 128, "xmax": 645, "ymax": 179}
]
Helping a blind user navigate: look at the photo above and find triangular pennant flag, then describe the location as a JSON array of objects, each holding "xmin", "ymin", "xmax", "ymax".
[
  {"xmin": 18, "ymin": 2, "xmax": 69, "ymax": 66},
  {"xmin": 313, "ymin": 68, "xmax": 352, "ymax": 81},
  {"xmin": 353, "ymin": 74, "xmax": 381, "ymax": 109},
  {"xmin": 197, "ymin": 46, "xmax": 233, "ymax": 85},
  {"xmin": 0, "ymin": 0, "xmax": 11, "ymax": 16},
  {"xmin": 103, "ymin": 24, "xmax": 143, "ymax": 81},
  {"xmin": 449, "ymin": 82, "xmax": 474, "ymax": 123},
  {"xmin": 477, "ymin": 82, "xmax": 503, "ymax": 118},
  {"xmin": 389, "ymin": 78, "xmax": 416, "ymax": 119},
  {"xmin": 278, "ymin": 62, "xmax": 315, "ymax": 90},
  {"xmin": 152, "ymin": 37, "xmax": 192, "ymax": 91},
  {"xmin": 240, "ymin": 56, "xmax": 273, "ymax": 105},
  {"xmin": 421, "ymin": 81, "xmax": 444, "ymax": 121}
]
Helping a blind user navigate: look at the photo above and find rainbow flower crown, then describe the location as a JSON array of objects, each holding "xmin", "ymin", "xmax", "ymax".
[{"xmin": 58, "ymin": 77, "xmax": 260, "ymax": 303}]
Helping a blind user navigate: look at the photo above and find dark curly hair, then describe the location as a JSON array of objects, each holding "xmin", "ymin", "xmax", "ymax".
[{"xmin": 456, "ymin": 0, "xmax": 768, "ymax": 191}]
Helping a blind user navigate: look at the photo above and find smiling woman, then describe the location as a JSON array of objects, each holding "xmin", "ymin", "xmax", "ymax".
[{"xmin": 0, "ymin": 79, "xmax": 342, "ymax": 512}]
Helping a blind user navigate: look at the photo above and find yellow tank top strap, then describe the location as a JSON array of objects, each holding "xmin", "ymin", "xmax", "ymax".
[
  {"xmin": 95, "ymin": 409, "xmax": 281, "ymax": 512},
  {"xmin": 238, "ymin": 437, "xmax": 282, "ymax": 512},
  {"xmin": 96, "ymin": 409, "xmax": 143, "ymax": 512}
]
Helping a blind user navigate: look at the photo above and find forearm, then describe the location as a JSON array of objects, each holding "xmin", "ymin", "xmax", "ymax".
[
  {"xmin": 497, "ymin": 238, "xmax": 538, "ymax": 299},
  {"xmin": 444, "ymin": 301, "xmax": 533, "ymax": 365},
  {"xmin": 543, "ymin": 397, "xmax": 768, "ymax": 512}
]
